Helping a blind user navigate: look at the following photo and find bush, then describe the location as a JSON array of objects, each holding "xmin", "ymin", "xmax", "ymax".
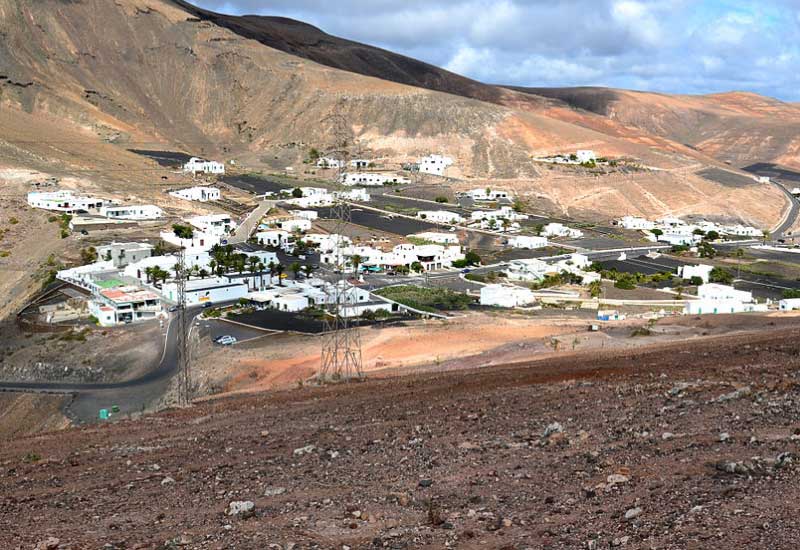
[
  {"xmin": 292, "ymin": 187, "xmax": 304, "ymax": 198},
  {"xmin": 689, "ymin": 276, "xmax": 704, "ymax": 286},
  {"xmin": 172, "ymin": 224, "xmax": 194, "ymax": 239},
  {"xmin": 464, "ymin": 251, "xmax": 481, "ymax": 266},
  {"xmin": 709, "ymin": 267, "xmax": 733, "ymax": 285},
  {"xmin": 614, "ymin": 274, "xmax": 637, "ymax": 290},
  {"xmin": 434, "ymin": 196, "xmax": 448, "ymax": 203},
  {"xmin": 376, "ymin": 285, "xmax": 473, "ymax": 312},
  {"xmin": 783, "ymin": 289, "xmax": 800, "ymax": 299}
]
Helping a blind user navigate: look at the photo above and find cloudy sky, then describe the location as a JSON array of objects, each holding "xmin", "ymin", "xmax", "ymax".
[{"xmin": 193, "ymin": 0, "xmax": 800, "ymax": 100}]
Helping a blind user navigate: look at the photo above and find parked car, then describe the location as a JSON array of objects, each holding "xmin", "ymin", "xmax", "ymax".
[
  {"xmin": 202, "ymin": 302, "xmax": 213, "ymax": 309},
  {"xmin": 215, "ymin": 335, "xmax": 237, "ymax": 346}
]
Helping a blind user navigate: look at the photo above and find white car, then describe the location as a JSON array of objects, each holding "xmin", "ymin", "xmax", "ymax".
[{"xmin": 215, "ymin": 335, "xmax": 237, "ymax": 346}]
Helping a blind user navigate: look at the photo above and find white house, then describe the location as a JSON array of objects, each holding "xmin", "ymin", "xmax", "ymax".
[
  {"xmin": 96, "ymin": 242, "xmax": 154, "ymax": 268},
  {"xmin": 417, "ymin": 210, "xmax": 464, "ymax": 224},
  {"xmin": 507, "ymin": 235, "xmax": 548, "ymax": 250},
  {"xmin": 273, "ymin": 292, "xmax": 310, "ymax": 312},
  {"xmin": 350, "ymin": 159, "xmax": 371, "ymax": 169},
  {"xmin": 340, "ymin": 173, "xmax": 409, "ymax": 186},
  {"xmin": 470, "ymin": 206, "xmax": 528, "ymax": 223},
  {"xmin": 305, "ymin": 233, "xmax": 352, "ymax": 253},
  {"xmin": 100, "ymin": 205, "xmax": 163, "ymax": 220},
  {"xmin": 255, "ymin": 229, "xmax": 290, "ymax": 247},
  {"xmin": 678, "ymin": 264, "xmax": 714, "ymax": 283},
  {"xmin": 286, "ymin": 194, "xmax": 335, "ymax": 208},
  {"xmin": 480, "ymin": 284, "xmax": 535, "ymax": 308},
  {"xmin": 542, "ymin": 223, "xmax": 583, "ymax": 239},
  {"xmin": 576, "ymin": 150, "xmax": 597, "ymax": 163},
  {"xmin": 408, "ymin": 232, "xmax": 459, "ymax": 245},
  {"xmin": 618, "ymin": 216, "xmax": 655, "ymax": 231},
  {"xmin": 162, "ymin": 277, "xmax": 248, "ymax": 306},
  {"xmin": 169, "ymin": 186, "xmax": 220, "ymax": 202},
  {"xmin": 183, "ymin": 157, "xmax": 225, "ymax": 175},
  {"xmin": 779, "ymin": 298, "xmax": 800, "ymax": 311},
  {"xmin": 316, "ymin": 157, "xmax": 344, "ymax": 169},
  {"xmin": 289, "ymin": 210, "xmax": 319, "ymax": 221},
  {"xmin": 273, "ymin": 218, "xmax": 312, "ymax": 233},
  {"xmin": 88, "ymin": 286, "xmax": 162, "ymax": 327},
  {"xmin": 697, "ymin": 283, "xmax": 753, "ymax": 302},
  {"xmin": 418, "ymin": 154, "xmax": 454, "ymax": 176},
  {"xmin": 465, "ymin": 188, "xmax": 511, "ymax": 201},
  {"xmin": 160, "ymin": 230, "xmax": 220, "ymax": 251},
  {"xmin": 188, "ymin": 214, "xmax": 237, "ymax": 237},
  {"xmin": 27, "ymin": 190, "xmax": 111, "ymax": 213},
  {"xmin": 506, "ymin": 258, "xmax": 551, "ymax": 282},
  {"xmin": 334, "ymin": 189, "xmax": 371, "ymax": 202},
  {"xmin": 658, "ymin": 231, "xmax": 700, "ymax": 246}
]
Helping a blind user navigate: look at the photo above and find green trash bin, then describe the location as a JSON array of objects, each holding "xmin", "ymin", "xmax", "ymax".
[
  {"xmin": 98, "ymin": 408, "xmax": 109, "ymax": 420},
  {"xmin": 111, "ymin": 405, "xmax": 120, "ymax": 413}
]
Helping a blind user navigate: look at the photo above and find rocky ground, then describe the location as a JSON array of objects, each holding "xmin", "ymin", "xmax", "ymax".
[{"xmin": 3, "ymin": 322, "xmax": 800, "ymax": 549}]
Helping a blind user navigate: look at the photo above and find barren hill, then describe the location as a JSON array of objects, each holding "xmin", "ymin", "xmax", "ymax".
[
  {"xmin": 515, "ymin": 87, "xmax": 800, "ymax": 170},
  {"xmin": 0, "ymin": 0, "xmax": 789, "ymax": 228}
]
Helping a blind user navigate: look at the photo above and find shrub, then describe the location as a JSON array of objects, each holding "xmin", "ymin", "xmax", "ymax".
[
  {"xmin": 434, "ymin": 196, "xmax": 448, "ymax": 203},
  {"xmin": 709, "ymin": 267, "xmax": 733, "ymax": 285},
  {"xmin": 689, "ymin": 276, "xmax": 704, "ymax": 286}
]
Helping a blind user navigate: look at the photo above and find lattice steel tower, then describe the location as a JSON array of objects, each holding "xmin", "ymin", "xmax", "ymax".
[
  {"xmin": 318, "ymin": 109, "xmax": 364, "ymax": 382},
  {"xmin": 175, "ymin": 246, "xmax": 192, "ymax": 405}
]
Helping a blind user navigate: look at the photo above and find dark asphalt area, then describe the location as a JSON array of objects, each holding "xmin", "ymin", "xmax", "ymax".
[{"xmin": 224, "ymin": 174, "xmax": 292, "ymax": 195}]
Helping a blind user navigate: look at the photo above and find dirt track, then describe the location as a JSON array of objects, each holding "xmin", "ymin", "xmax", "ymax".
[{"xmin": 3, "ymin": 321, "xmax": 800, "ymax": 549}]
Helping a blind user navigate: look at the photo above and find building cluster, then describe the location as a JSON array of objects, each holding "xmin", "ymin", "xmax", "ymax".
[
  {"xmin": 504, "ymin": 254, "xmax": 600, "ymax": 286},
  {"xmin": 279, "ymin": 186, "xmax": 370, "ymax": 208},
  {"xmin": 617, "ymin": 215, "xmax": 762, "ymax": 245},
  {"xmin": 403, "ymin": 154, "xmax": 455, "ymax": 177},
  {"xmin": 533, "ymin": 150, "xmax": 598, "ymax": 165},
  {"xmin": 339, "ymin": 173, "xmax": 410, "ymax": 186},
  {"xmin": 183, "ymin": 157, "xmax": 225, "ymax": 175},
  {"xmin": 27, "ymin": 191, "xmax": 165, "ymax": 226}
]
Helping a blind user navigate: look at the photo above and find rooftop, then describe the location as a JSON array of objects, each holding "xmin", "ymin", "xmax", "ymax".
[{"xmin": 100, "ymin": 286, "xmax": 159, "ymax": 304}]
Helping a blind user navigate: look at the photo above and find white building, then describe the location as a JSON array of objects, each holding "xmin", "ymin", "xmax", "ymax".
[
  {"xmin": 188, "ymin": 214, "xmax": 237, "ymax": 237},
  {"xmin": 470, "ymin": 206, "xmax": 528, "ymax": 223},
  {"xmin": 480, "ymin": 284, "xmax": 535, "ymax": 308},
  {"xmin": 169, "ymin": 186, "xmax": 220, "ymax": 203},
  {"xmin": 273, "ymin": 218, "xmax": 312, "ymax": 233},
  {"xmin": 541, "ymin": 223, "xmax": 583, "ymax": 239},
  {"xmin": 160, "ymin": 230, "xmax": 220, "ymax": 251},
  {"xmin": 658, "ymin": 231, "xmax": 700, "ymax": 246},
  {"xmin": 183, "ymin": 157, "xmax": 225, "ymax": 175},
  {"xmin": 316, "ymin": 157, "xmax": 344, "ymax": 169},
  {"xmin": 289, "ymin": 210, "xmax": 319, "ymax": 221},
  {"xmin": 97, "ymin": 242, "xmax": 154, "ymax": 268},
  {"xmin": 779, "ymin": 298, "xmax": 800, "ymax": 311},
  {"xmin": 465, "ymin": 188, "xmax": 511, "ymax": 201},
  {"xmin": 507, "ymin": 235, "xmax": 548, "ymax": 250},
  {"xmin": 350, "ymin": 159, "xmax": 371, "ymax": 169},
  {"xmin": 340, "ymin": 173, "xmax": 409, "ymax": 186},
  {"xmin": 273, "ymin": 292, "xmax": 310, "ymax": 312},
  {"xmin": 305, "ymin": 233, "xmax": 352, "ymax": 253},
  {"xmin": 162, "ymin": 277, "xmax": 248, "ymax": 306},
  {"xmin": 285, "ymin": 194, "xmax": 335, "ymax": 208},
  {"xmin": 418, "ymin": 154, "xmax": 454, "ymax": 176},
  {"xmin": 334, "ymin": 189, "xmax": 371, "ymax": 202},
  {"xmin": 417, "ymin": 210, "xmax": 464, "ymax": 224},
  {"xmin": 123, "ymin": 250, "xmax": 212, "ymax": 283},
  {"xmin": 697, "ymin": 283, "xmax": 753, "ymax": 302},
  {"xmin": 678, "ymin": 264, "xmax": 714, "ymax": 283},
  {"xmin": 618, "ymin": 216, "xmax": 655, "ymax": 231},
  {"xmin": 408, "ymin": 232, "xmax": 459, "ymax": 245},
  {"xmin": 255, "ymin": 229, "xmax": 290, "ymax": 247},
  {"xmin": 27, "ymin": 190, "xmax": 110, "ymax": 213},
  {"xmin": 576, "ymin": 150, "xmax": 597, "ymax": 163},
  {"xmin": 100, "ymin": 205, "xmax": 163, "ymax": 220},
  {"xmin": 506, "ymin": 258, "xmax": 551, "ymax": 282},
  {"xmin": 89, "ymin": 286, "xmax": 162, "ymax": 327}
]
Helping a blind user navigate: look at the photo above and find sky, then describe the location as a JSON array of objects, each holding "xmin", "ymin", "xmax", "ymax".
[{"xmin": 192, "ymin": 0, "xmax": 800, "ymax": 100}]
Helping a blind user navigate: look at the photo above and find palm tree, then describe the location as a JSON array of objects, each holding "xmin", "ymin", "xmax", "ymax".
[
  {"xmin": 303, "ymin": 265, "xmax": 314, "ymax": 279},
  {"xmin": 209, "ymin": 258, "xmax": 217, "ymax": 277},
  {"xmin": 198, "ymin": 268, "xmax": 209, "ymax": 279},
  {"xmin": 291, "ymin": 261, "xmax": 302, "ymax": 280},
  {"xmin": 257, "ymin": 261, "xmax": 265, "ymax": 290},
  {"xmin": 144, "ymin": 266, "xmax": 154, "ymax": 284},
  {"xmin": 351, "ymin": 254, "xmax": 363, "ymax": 277},
  {"xmin": 275, "ymin": 263, "xmax": 285, "ymax": 286},
  {"xmin": 248, "ymin": 256, "xmax": 260, "ymax": 290},
  {"xmin": 267, "ymin": 261, "xmax": 276, "ymax": 286}
]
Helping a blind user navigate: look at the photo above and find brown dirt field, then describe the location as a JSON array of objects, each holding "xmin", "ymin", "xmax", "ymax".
[
  {"xmin": 0, "ymin": 393, "xmax": 70, "ymax": 437},
  {"xmin": 4, "ymin": 320, "xmax": 800, "ymax": 548}
]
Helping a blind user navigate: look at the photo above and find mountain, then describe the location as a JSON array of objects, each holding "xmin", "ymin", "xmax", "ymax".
[
  {"xmin": 0, "ymin": 0, "xmax": 789, "ymax": 230},
  {"xmin": 512, "ymin": 87, "xmax": 800, "ymax": 170}
]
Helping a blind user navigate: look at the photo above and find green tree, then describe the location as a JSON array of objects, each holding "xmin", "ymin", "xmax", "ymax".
[
  {"xmin": 172, "ymin": 224, "xmax": 194, "ymax": 239},
  {"xmin": 689, "ymin": 276, "xmax": 704, "ymax": 286},
  {"xmin": 292, "ymin": 188, "xmax": 304, "ymax": 198},
  {"xmin": 303, "ymin": 264, "xmax": 314, "ymax": 279},
  {"xmin": 291, "ymin": 261, "xmax": 302, "ymax": 280},
  {"xmin": 351, "ymin": 254, "xmax": 362, "ymax": 276},
  {"xmin": 80, "ymin": 247, "xmax": 97, "ymax": 265},
  {"xmin": 709, "ymin": 266, "xmax": 733, "ymax": 285},
  {"xmin": 464, "ymin": 250, "xmax": 481, "ymax": 266},
  {"xmin": 588, "ymin": 280, "xmax": 602, "ymax": 298},
  {"xmin": 651, "ymin": 228, "xmax": 663, "ymax": 237},
  {"xmin": 411, "ymin": 261, "xmax": 424, "ymax": 273},
  {"xmin": 275, "ymin": 263, "xmax": 285, "ymax": 286},
  {"xmin": 705, "ymin": 230, "xmax": 720, "ymax": 241}
]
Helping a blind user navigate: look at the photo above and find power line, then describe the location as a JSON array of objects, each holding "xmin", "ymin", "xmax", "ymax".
[{"xmin": 175, "ymin": 247, "xmax": 192, "ymax": 406}]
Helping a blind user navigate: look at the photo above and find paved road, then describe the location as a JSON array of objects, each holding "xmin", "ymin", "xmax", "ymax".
[
  {"xmin": 771, "ymin": 184, "xmax": 799, "ymax": 237},
  {"xmin": 228, "ymin": 200, "xmax": 275, "ymax": 244},
  {"xmin": 0, "ymin": 302, "xmax": 240, "ymax": 424},
  {"xmin": 741, "ymin": 163, "xmax": 800, "ymax": 237}
]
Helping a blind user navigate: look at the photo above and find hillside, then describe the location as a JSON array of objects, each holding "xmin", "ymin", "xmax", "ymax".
[
  {"xmin": 4, "ymin": 319, "xmax": 800, "ymax": 548},
  {"xmin": 0, "ymin": 0, "xmax": 788, "ymax": 228},
  {"xmin": 514, "ymin": 87, "xmax": 800, "ymax": 170}
]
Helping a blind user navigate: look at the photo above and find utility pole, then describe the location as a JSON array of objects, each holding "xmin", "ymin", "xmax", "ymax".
[
  {"xmin": 175, "ymin": 246, "xmax": 192, "ymax": 405},
  {"xmin": 318, "ymin": 106, "xmax": 364, "ymax": 383}
]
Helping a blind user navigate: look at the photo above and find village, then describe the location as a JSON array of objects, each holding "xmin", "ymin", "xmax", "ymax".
[{"xmin": 16, "ymin": 148, "xmax": 800, "ymax": 349}]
